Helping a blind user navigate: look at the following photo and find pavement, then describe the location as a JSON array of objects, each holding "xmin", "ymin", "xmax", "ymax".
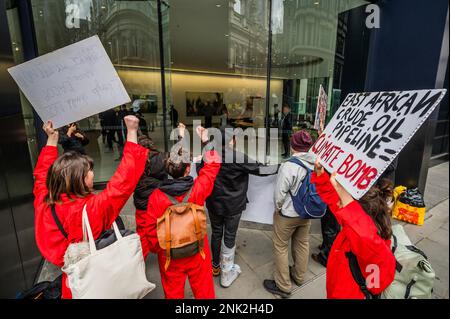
[{"xmin": 38, "ymin": 162, "xmax": 449, "ymax": 299}]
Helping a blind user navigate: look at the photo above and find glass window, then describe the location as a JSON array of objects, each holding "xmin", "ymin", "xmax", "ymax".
[
  {"xmin": 270, "ymin": 0, "xmax": 368, "ymax": 161},
  {"xmin": 29, "ymin": 0, "xmax": 166, "ymax": 183},
  {"xmin": 167, "ymin": 0, "xmax": 270, "ymax": 161}
]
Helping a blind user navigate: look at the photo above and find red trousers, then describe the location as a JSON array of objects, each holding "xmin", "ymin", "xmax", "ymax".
[{"xmin": 157, "ymin": 238, "xmax": 215, "ymax": 299}]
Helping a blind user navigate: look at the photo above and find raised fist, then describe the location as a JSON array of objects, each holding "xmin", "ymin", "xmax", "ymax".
[
  {"xmin": 196, "ymin": 125, "xmax": 209, "ymax": 143},
  {"xmin": 124, "ymin": 115, "xmax": 140, "ymax": 131}
]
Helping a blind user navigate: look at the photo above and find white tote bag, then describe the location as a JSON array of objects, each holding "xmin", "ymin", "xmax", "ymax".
[{"xmin": 62, "ymin": 205, "xmax": 155, "ymax": 299}]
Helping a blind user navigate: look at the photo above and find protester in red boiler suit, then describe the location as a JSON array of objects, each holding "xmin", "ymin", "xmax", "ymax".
[
  {"xmin": 137, "ymin": 124, "xmax": 221, "ymax": 299},
  {"xmin": 311, "ymin": 160, "xmax": 396, "ymax": 299},
  {"xmin": 33, "ymin": 115, "xmax": 148, "ymax": 299}
]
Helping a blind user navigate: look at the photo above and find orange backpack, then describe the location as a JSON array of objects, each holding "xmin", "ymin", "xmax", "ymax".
[{"xmin": 156, "ymin": 188, "xmax": 207, "ymax": 270}]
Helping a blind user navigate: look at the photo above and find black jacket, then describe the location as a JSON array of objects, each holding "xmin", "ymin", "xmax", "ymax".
[
  {"xmin": 198, "ymin": 148, "xmax": 278, "ymax": 216},
  {"xmin": 281, "ymin": 112, "xmax": 293, "ymax": 133},
  {"xmin": 133, "ymin": 151, "xmax": 168, "ymax": 211},
  {"xmin": 58, "ymin": 133, "xmax": 89, "ymax": 154}
]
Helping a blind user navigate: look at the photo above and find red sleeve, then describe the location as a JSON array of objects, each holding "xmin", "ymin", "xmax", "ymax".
[
  {"xmin": 88, "ymin": 142, "xmax": 148, "ymax": 234},
  {"xmin": 135, "ymin": 209, "xmax": 150, "ymax": 259},
  {"xmin": 33, "ymin": 146, "xmax": 58, "ymax": 200},
  {"xmin": 336, "ymin": 201, "xmax": 396, "ymax": 294},
  {"xmin": 190, "ymin": 150, "xmax": 221, "ymax": 205},
  {"xmin": 144, "ymin": 192, "xmax": 164, "ymax": 256},
  {"xmin": 311, "ymin": 171, "xmax": 341, "ymax": 216}
]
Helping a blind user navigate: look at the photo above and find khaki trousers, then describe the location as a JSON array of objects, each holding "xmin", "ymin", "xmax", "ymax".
[{"xmin": 273, "ymin": 211, "xmax": 311, "ymax": 293}]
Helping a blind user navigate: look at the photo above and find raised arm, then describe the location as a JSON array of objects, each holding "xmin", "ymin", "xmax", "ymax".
[
  {"xmin": 33, "ymin": 121, "xmax": 59, "ymax": 199},
  {"xmin": 239, "ymin": 153, "xmax": 279, "ymax": 176},
  {"xmin": 311, "ymin": 160, "xmax": 342, "ymax": 217},
  {"xmin": 312, "ymin": 160, "xmax": 395, "ymax": 294},
  {"xmin": 189, "ymin": 125, "xmax": 221, "ymax": 205},
  {"xmin": 89, "ymin": 115, "xmax": 149, "ymax": 230}
]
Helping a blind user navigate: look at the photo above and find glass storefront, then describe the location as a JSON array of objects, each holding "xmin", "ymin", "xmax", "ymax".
[
  {"xmin": 6, "ymin": 0, "xmax": 371, "ymax": 183},
  {"xmin": 29, "ymin": 0, "xmax": 169, "ymax": 183}
]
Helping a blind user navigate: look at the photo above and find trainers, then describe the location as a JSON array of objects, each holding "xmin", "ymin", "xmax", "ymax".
[
  {"xmin": 220, "ymin": 264, "xmax": 241, "ymax": 288},
  {"xmin": 289, "ymin": 266, "xmax": 304, "ymax": 287},
  {"xmin": 263, "ymin": 280, "xmax": 291, "ymax": 299}
]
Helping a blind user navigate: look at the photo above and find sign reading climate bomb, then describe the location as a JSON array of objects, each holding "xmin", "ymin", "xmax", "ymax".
[{"xmin": 310, "ymin": 89, "xmax": 447, "ymax": 199}]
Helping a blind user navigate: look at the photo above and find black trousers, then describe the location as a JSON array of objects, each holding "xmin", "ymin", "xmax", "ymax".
[
  {"xmin": 208, "ymin": 211, "xmax": 242, "ymax": 267},
  {"xmin": 319, "ymin": 208, "xmax": 340, "ymax": 260},
  {"xmin": 282, "ymin": 132, "xmax": 291, "ymax": 156},
  {"xmin": 106, "ymin": 129, "xmax": 124, "ymax": 150},
  {"xmin": 205, "ymin": 116, "xmax": 213, "ymax": 128}
]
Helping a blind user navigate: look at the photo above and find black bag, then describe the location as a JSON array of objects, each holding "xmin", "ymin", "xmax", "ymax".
[{"xmin": 16, "ymin": 275, "xmax": 62, "ymax": 299}]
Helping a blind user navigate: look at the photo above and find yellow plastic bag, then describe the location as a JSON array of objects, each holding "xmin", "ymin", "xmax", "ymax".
[{"xmin": 392, "ymin": 186, "xmax": 426, "ymax": 226}]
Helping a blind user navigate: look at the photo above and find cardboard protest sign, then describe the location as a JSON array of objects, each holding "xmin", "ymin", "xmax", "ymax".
[
  {"xmin": 310, "ymin": 89, "xmax": 447, "ymax": 199},
  {"xmin": 8, "ymin": 35, "xmax": 130, "ymax": 128},
  {"xmin": 314, "ymin": 84, "xmax": 328, "ymax": 132}
]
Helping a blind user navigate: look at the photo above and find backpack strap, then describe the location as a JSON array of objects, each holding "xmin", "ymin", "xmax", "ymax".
[
  {"xmin": 288, "ymin": 157, "xmax": 312, "ymax": 173},
  {"xmin": 287, "ymin": 157, "xmax": 311, "ymax": 199},
  {"xmin": 404, "ymin": 279, "xmax": 417, "ymax": 299},
  {"xmin": 390, "ymin": 235, "xmax": 404, "ymax": 273},
  {"xmin": 190, "ymin": 205, "xmax": 206, "ymax": 260},
  {"xmin": 392, "ymin": 234, "xmax": 398, "ymax": 254},
  {"xmin": 164, "ymin": 209, "xmax": 172, "ymax": 271},
  {"xmin": 50, "ymin": 205, "xmax": 68, "ymax": 239},
  {"xmin": 345, "ymin": 251, "xmax": 379, "ymax": 299},
  {"xmin": 405, "ymin": 245, "xmax": 428, "ymax": 260},
  {"xmin": 164, "ymin": 188, "xmax": 193, "ymax": 205}
]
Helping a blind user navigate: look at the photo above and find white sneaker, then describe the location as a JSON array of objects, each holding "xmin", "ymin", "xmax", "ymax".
[
  {"xmin": 220, "ymin": 240, "xmax": 241, "ymax": 288},
  {"xmin": 220, "ymin": 264, "xmax": 242, "ymax": 288}
]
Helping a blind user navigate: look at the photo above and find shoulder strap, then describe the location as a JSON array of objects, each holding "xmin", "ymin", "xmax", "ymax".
[
  {"xmin": 392, "ymin": 234, "xmax": 398, "ymax": 254},
  {"xmin": 164, "ymin": 187, "xmax": 193, "ymax": 205},
  {"xmin": 50, "ymin": 205, "xmax": 68, "ymax": 239},
  {"xmin": 345, "ymin": 251, "xmax": 378, "ymax": 299},
  {"xmin": 288, "ymin": 157, "xmax": 312, "ymax": 173}
]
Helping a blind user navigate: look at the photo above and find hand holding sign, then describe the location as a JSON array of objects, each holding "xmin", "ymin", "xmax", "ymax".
[
  {"xmin": 310, "ymin": 89, "xmax": 447, "ymax": 199},
  {"xmin": 8, "ymin": 35, "xmax": 130, "ymax": 129},
  {"xmin": 43, "ymin": 121, "xmax": 59, "ymax": 147}
]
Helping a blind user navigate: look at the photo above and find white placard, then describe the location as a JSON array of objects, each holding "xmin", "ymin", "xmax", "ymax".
[
  {"xmin": 310, "ymin": 89, "xmax": 447, "ymax": 199},
  {"xmin": 241, "ymin": 174, "xmax": 277, "ymax": 225},
  {"xmin": 190, "ymin": 163, "xmax": 276, "ymax": 225},
  {"xmin": 313, "ymin": 84, "xmax": 328, "ymax": 131},
  {"xmin": 8, "ymin": 35, "xmax": 130, "ymax": 128}
]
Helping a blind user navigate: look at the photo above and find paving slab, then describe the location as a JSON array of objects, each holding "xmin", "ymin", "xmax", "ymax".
[{"xmin": 291, "ymin": 274, "xmax": 327, "ymax": 299}]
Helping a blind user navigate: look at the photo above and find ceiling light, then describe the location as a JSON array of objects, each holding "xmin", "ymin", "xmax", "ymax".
[
  {"xmin": 225, "ymin": 34, "xmax": 229, "ymax": 37},
  {"xmin": 216, "ymin": 4, "xmax": 221, "ymax": 8},
  {"xmin": 314, "ymin": 1, "xmax": 320, "ymax": 5}
]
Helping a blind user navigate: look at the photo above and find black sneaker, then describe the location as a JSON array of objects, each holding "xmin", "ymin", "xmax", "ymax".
[
  {"xmin": 263, "ymin": 279, "xmax": 291, "ymax": 299},
  {"xmin": 311, "ymin": 252, "xmax": 327, "ymax": 268},
  {"xmin": 289, "ymin": 266, "xmax": 304, "ymax": 287}
]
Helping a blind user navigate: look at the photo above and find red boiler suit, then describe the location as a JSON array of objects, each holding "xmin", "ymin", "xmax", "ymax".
[
  {"xmin": 311, "ymin": 171, "xmax": 396, "ymax": 299},
  {"xmin": 33, "ymin": 142, "xmax": 148, "ymax": 299},
  {"xmin": 136, "ymin": 150, "xmax": 221, "ymax": 299}
]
